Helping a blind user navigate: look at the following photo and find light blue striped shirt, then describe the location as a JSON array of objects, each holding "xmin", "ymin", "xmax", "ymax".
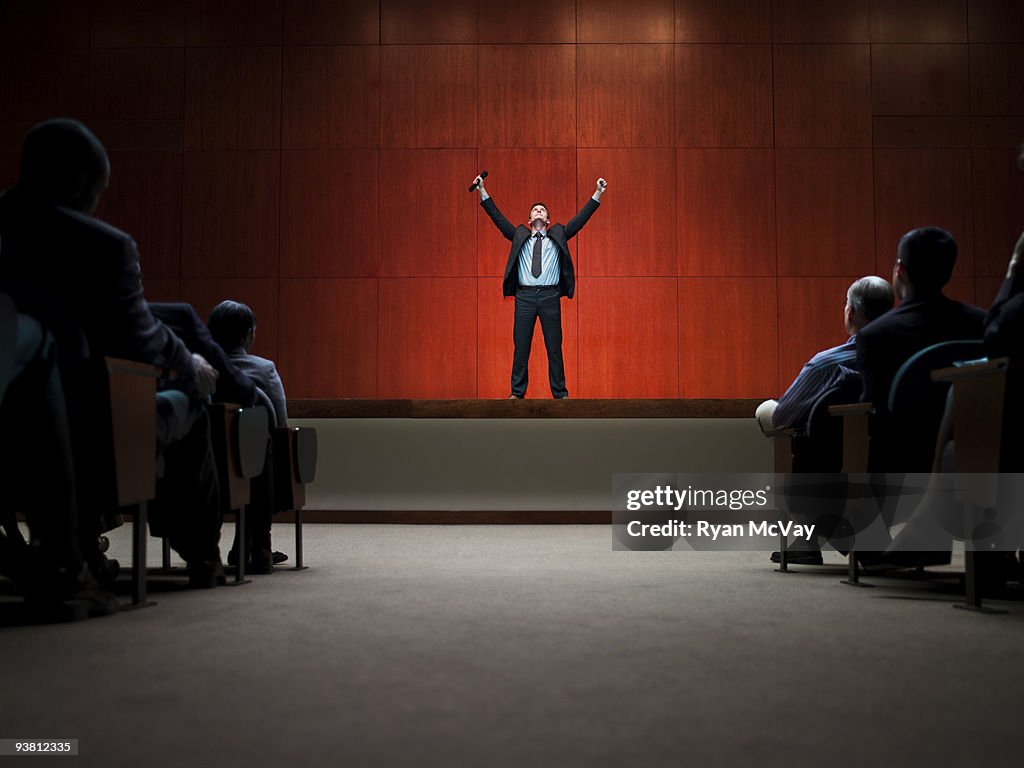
[{"xmin": 518, "ymin": 231, "xmax": 560, "ymax": 287}]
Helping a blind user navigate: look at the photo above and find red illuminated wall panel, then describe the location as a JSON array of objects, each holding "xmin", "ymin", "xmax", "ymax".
[
  {"xmin": 873, "ymin": 149, "xmax": 975, "ymax": 279},
  {"xmin": 577, "ymin": 278, "xmax": 679, "ymax": 398},
  {"xmin": 577, "ymin": 45, "xmax": 674, "ymax": 148},
  {"xmin": 676, "ymin": 149, "xmax": 775, "ymax": 277},
  {"xmin": 280, "ymin": 149, "xmax": 380, "ymax": 278},
  {"xmin": 678, "ymin": 278, "xmax": 778, "ymax": 398},
  {"xmin": 773, "ymin": 44, "xmax": 872, "ymax": 147},
  {"xmin": 576, "ymin": 149, "xmax": 676, "ymax": 277},
  {"xmin": 377, "ymin": 278, "xmax": 478, "ymax": 398},
  {"xmin": 869, "ymin": 0, "xmax": 966, "ymax": 43},
  {"xmin": 775, "ymin": 149, "xmax": 875, "ymax": 276},
  {"xmin": 870, "ymin": 44, "xmax": 969, "ymax": 115},
  {"xmin": 674, "ymin": 44, "xmax": 773, "ymax": 147},
  {"xmin": 477, "ymin": 45, "xmax": 576, "ymax": 149},
  {"xmin": 278, "ymin": 278, "xmax": 378, "ymax": 398},
  {"xmin": 674, "ymin": 0, "xmax": 771, "ymax": 43},
  {"xmin": 380, "ymin": 46, "xmax": 478, "ymax": 149},
  {"xmin": 282, "ymin": 46, "xmax": 380, "ymax": 149}
]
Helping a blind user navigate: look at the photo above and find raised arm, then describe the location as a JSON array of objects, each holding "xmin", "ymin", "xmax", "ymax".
[
  {"xmin": 473, "ymin": 174, "xmax": 516, "ymax": 241},
  {"xmin": 565, "ymin": 178, "xmax": 607, "ymax": 239}
]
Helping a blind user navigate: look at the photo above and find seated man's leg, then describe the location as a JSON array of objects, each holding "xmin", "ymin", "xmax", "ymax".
[
  {"xmin": 151, "ymin": 404, "xmax": 224, "ymax": 586},
  {"xmin": 755, "ymin": 400, "xmax": 777, "ymax": 433},
  {"xmin": 0, "ymin": 316, "xmax": 100, "ymax": 603}
]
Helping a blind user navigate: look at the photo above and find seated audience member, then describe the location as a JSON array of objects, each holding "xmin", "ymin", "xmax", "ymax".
[
  {"xmin": 0, "ymin": 118, "xmax": 224, "ymax": 588},
  {"xmin": 208, "ymin": 301, "xmax": 288, "ymax": 428},
  {"xmin": 208, "ymin": 300, "xmax": 290, "ymax": 572},
  {"xmin": 150, "ymin": 302, "xmax": 258, "ymax": 409},
  {"xmin": 756, "ymin": 276, "xmax": 894, "ymax": 432},
  {"xmin": 0, "ymin": 306, "xmax": 117, "ymax": 616},
  {"xmin": 856, "ymin": 227, "xmax": 986, "ymax": 471},
  {"xmin": 884, "ymin": 232, "xmax": 1024, "ymax": 581}
]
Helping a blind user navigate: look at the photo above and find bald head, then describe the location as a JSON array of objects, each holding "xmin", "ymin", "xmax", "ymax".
[{"xmin": 18, "ymin": 118, "xmax": 110, "ymax": 213}]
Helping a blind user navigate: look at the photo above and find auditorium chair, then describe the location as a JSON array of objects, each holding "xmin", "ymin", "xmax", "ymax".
[
  {"xmin": 767, "ymin": 377, "xmax": 860, "ymax": 571},
  {"xmin": 932, "ymin": 357, "xmax": 1011, "ymax": 611},
  {"xmin": 208, "ymin": 402, "xmax": 270, "ymax": 583},
  {"xmin": 98, "ymin": 357, "xmax": 161, "ymax": 608},
  {"xmin": 273, "ymin": 425, "xmax": 318, "ymax": 570},
  {"xmin": 828, "ymin": 340, "xmax": 985, "ymax": 586}
]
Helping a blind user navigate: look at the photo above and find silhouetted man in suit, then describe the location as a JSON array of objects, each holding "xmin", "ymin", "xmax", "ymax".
[
  {"xmin": 857, "ymin": 227, "xmax": 985, "ymax": 415},
  {"xmin": 473, "ymin": 174, "xmax": 606, "ymax": 399},
  {"xmin": 0, "ymin": 118, "xmax": 224, "ymax": 587}
]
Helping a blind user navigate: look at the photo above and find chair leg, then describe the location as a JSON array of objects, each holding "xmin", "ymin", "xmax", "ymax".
[
  {"xmin": 161, "ymin": 538, "xmax": 171, "ymax": 570},
  {"xmin": 234, "ymin": 505, "xmax": 246, "ymax": 583},
  {"xmin": 130, "ymin": 501, "xmax": 149, "ymax": 607},
  {"xmin": 842, "ymin": 550, "xmax": 872, "ymax": 587},
  {"xmin": 294, "ymin": 507, "xmax": 304, "ymax": 570}
]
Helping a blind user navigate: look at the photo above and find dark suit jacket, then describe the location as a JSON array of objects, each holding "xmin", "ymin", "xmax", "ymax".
[
  {"xmin": 985, "ymin": 270, "xmax": 1024, "ymax": 363},
  {"xmin": 149, "ymin": 302, "xmax": 257, "ymax": 408},
  {"xmin": 856, "ymin": 292, "xmax": 986, "ymax": 411},
  {"xmin": 481, "ymin": 196, "xmax": 600, "ymax": 299},
  {"xmin": 856, "ymin": 292, "xmax": 985, "ymax": 472},
  {"xmin": 985, "ymin": 271, "xmax": 1024, "ymax": 471},
  {"xmin": 0, "ymin": 188, "xmax": 197, "ymax": 394}
]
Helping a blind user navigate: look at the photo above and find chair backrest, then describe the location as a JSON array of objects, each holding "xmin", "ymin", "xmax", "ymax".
[
  {"xmin": 0, "ymin": 292, "xmax": 16, "ymax": 404},
  {"xmin": 800, "ymin": 374, "xmax": 863, "ymax": 473},
  {"xmin": 888, "ymin": 339, "xmax": 986, "ymax": 414},
  {"xmin": 294, "ymin": 427, "xmax": 317, "ymax": 483},
  {"xmin": 272, "ymin": 426, "xmax": 318, "ymax": 512},
  {"xmin": 209, "ymin": 403, "xmax": 269, "ymax": 510},
  {"xmin": 881, "ymin": 339, "xmax": 985, "ymax": 472},
  {"xmin": 99, "ymin": 357, "xmax": 160, "ymax": 506}
]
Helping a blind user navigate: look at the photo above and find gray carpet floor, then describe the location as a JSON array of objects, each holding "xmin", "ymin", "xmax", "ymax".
[{"xmin": 1, "ymin": 524, "xmax": 1022, "ymax": 767}]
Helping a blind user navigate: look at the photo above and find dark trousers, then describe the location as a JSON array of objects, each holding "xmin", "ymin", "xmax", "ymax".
[
  {"xmin": 0, "ymin": 315, "xmax": 82, "ymax": 579},
  {"xmin": 149, "ymin": 407, "xmax": 222, "ymax": 565},
  {"xmin": 512, "ymin": 286, "xmax": 568, "ymax": 398}
]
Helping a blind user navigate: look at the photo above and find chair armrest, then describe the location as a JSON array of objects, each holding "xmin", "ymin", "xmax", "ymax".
[
  {"xmin": 931, "ymin": 357, "xmax": 1008, "ymax": 383},
  {"xmin": 828, "ymin": 402, "xmax": 874, "ymax": 416}
]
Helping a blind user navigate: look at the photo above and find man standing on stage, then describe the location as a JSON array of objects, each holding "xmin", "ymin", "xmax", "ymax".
[{"xmin": 473, "ymin": 173, "xmax": 606, "ymax": 399}]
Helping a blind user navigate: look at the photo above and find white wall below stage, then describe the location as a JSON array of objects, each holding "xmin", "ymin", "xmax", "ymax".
[{"xmin": 293, "ymin": 418, "xmax": 771, "ymax": 512}]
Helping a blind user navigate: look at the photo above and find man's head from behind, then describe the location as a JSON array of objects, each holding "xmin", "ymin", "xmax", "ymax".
[
  {"xmin": 845, "ymin": 276, "xmax": 894, "ymax": 334},
  {"xmin": 528, "ymin": 202, "xmax": 550, "ymax": 230},
  {"xmin": 893, "ymin": 226, "xmax": 957, "ymax": 299},
  {"xmin": 208, "ymin": 300, "xmax": 257, "ymax": 353},
  {"xmin": 18, "ymin": 118, "xmax": 110, "ymax": 214}
]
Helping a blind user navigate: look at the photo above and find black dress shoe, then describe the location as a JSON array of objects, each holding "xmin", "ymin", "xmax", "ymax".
[
  {"xmin": 770, "ymin": 550, "xmax": 824, "ymax": 565},
  {"xmin": 272, "ymin": 551, "xmax": 288, "ymax": 565},
  {"xmin": 860, "ymin": 550, "xmax": 952, "ymax": 570},
  {"xmin": 187, "ymin": 558, "xmax": 227, "ymax": 588}
]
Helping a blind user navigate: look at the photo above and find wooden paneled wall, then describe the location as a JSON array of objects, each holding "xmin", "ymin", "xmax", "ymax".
[{"xmin": 1, "ymin": 1, "xmax": 1021, "ymax": 399}]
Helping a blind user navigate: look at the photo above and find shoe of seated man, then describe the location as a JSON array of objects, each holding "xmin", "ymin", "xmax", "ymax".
[
  {"xmin": 187, "ymin": 557, "xmax": 227, "ymax": 588},
  {"xmin": 770, "ymin": 537, "xmax": 823, "ymax": 566},
  {"xmin": 23, "ymin": 566, "xmax": 119, "ymax": 621}
]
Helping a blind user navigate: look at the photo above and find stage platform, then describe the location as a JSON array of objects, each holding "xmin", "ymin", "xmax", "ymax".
[
  {"xmin": 286, "ymin": 399, "xmax": 772, "ymax": 523},
  {"xmin": 288, "ymin": 398, "xmax": 761, "ymax": 419}
]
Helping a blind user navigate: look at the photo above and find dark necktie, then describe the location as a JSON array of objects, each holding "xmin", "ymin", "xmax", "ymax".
[{"xmin": 531, "ymin": 232, "xmax": 543, "ymax": 278}]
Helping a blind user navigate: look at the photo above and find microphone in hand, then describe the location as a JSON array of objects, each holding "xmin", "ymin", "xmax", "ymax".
[{"xmin": 469, "ymin": 170, "xmax": 489, "ymax": 192}]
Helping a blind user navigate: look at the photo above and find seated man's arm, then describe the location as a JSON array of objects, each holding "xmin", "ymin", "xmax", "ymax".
[{"xmin": 108, "ymin": 237, "xmax": 199, "ymax": 394}]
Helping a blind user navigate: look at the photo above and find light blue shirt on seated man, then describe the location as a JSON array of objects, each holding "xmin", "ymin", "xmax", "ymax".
[{"xmin": 480, "ymin": 190, "xmax": 561, "ymax": 287}]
